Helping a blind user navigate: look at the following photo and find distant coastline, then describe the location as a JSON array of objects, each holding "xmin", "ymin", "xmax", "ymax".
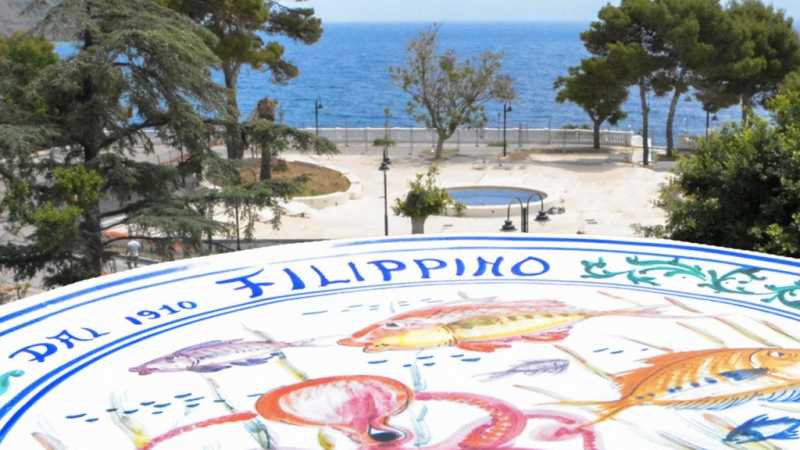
[{"xmin": 38, "ymin": 20, "xmax": 786, "ymax": 146}]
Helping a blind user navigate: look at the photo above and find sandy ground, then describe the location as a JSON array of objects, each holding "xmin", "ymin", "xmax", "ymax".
[{"xmin": 251, "ymin": 145, "xmax": 672, "ymax": 239}]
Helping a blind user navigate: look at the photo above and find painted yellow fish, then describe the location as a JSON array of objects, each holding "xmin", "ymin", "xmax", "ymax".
[
  {"xmin": 339, "ymin": 300, "xmax": 667, "ymax": 353},
  {"xmin": 562, "ymin": 348, "xmax": 800, "ymax": 424}
]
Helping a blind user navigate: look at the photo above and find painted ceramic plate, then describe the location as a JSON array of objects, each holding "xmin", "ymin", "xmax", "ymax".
[{"xmin": 3, "ymin": 234, "xmax": 800, "ymax": 450}]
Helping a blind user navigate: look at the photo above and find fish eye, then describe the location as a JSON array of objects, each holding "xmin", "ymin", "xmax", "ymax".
[
  {"xmin": 769, "ymin": 351, "xmax": 787, "ymax": 359},
  {"xmin": 383, "ymin": 322, "xmax": 401, "ymax": 328}
]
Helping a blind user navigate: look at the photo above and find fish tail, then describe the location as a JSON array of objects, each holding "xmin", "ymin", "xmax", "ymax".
[
  {"xmin": 548, "ymin": 399, "xmax": 630, "ymax": 425},
  {"xmin": 587, "ymin": 402, "xmax": 630, "ymax": 425}
]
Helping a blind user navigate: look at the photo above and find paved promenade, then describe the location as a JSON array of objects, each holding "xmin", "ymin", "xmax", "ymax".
[{"xmin": 251, "ymin": 144, "xmax": 671, "ymax": 240}]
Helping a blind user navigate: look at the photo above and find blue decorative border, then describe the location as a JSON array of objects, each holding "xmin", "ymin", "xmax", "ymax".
[
  {"xmin": 0, "ymin": 265, "xmax": 191, "ymax": 324},
  {"xmin": 0, "ymin": 266, "xmax": 249, "ymax": 338},
  {"xmin": 337, "ymin": 236, "xmax": 800, "ymax": 268},
  {"xmin": 3, "ymin": 236, "xmax": 800, "ymax": 443},
  {"xmin": 4, "ymin": 277, "xmax": 800, "ymax": 442},
  {"xmin": 5, "ymin": 237, "xmax": 800, "ymax": 341}
]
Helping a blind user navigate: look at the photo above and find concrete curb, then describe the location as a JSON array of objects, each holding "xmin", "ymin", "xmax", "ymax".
[{"xmin": 290, "ymin": 160, "xmax": 362, "ymax": 209}]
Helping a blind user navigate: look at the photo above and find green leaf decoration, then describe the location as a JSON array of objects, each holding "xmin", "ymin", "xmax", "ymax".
[{"xmin": 581, "ymin": 256, "xmax": 800, "ymax": 309}]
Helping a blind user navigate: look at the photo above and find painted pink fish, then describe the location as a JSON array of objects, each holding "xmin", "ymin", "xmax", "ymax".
[{"xmin": 129, "ymin": 339, "xmax": 304, "ymax": 375}]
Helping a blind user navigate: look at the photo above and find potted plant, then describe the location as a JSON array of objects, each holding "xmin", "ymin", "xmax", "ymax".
[{"xmin": 393, "ymin": 166, "xmax": 464, "ymax": 234}]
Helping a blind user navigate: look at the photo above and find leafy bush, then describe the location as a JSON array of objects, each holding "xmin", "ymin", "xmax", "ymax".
[
  {"xmin": 640, "ymin": 82, "xmax": 800, "ymax": 257},
  {"xmin": 373, "ymin": 138, "xmax": 397, "ymax": 147},
  {"xmin": 562, "ymin": 123, "xmax": 591, "ymax": 130},
  {"xmin": 393, "ymin": 166, "xmax": 465, "ymax": 220}
]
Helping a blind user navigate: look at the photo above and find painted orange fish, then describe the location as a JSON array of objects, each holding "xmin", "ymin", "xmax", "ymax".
[
  {"xmin": 562, "ymin": 348, "xmax": 800, "ymax": 424},
  {"xmin": 338, "ymin": 300, "xmax": 666, "ymax": 353}
]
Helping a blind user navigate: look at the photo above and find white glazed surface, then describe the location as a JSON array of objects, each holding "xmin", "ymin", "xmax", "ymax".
[{"xmin": 2, "ymin": 234, "xmax": 800, "ymax": 450}]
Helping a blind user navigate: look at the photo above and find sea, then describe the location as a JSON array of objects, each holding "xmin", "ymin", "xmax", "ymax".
[{"xmin": 63, "ymin": 22, "xmax": 751, "ymax": 146}]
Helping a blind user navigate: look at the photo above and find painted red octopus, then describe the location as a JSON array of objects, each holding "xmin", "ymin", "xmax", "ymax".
[{"xmin": 141, "ymin": 375, "xmax": 601, "ymax": 450}]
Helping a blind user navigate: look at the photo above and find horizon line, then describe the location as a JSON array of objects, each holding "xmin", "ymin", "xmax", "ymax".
[{"xmin": 319, "ymin": 20, "xmax": 594, "ymax": 24}]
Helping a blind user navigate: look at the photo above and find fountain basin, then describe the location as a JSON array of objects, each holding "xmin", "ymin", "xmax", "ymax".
[{"xmin": 445, "ymin": 186, "xmax": 550, "ymax": 217}]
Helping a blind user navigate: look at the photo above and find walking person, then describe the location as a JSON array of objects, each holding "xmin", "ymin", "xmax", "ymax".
[{"xmin": 126, "ymin": 239, "xmax": 141, "ymax": 269}]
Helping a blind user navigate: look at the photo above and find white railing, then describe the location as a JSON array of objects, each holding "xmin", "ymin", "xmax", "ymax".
[{"xmin": 304, "ymin": 127, "xmax": 634, "ymax": 148}]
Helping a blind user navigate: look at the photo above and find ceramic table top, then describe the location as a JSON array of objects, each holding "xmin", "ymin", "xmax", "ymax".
[{"xmin": 3, "ymin": 234, "xmax": 800, "ymax": 449}]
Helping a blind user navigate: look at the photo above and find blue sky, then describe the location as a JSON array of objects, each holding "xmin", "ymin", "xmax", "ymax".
[{"xmin": 303, "ymin": 0, "xmax": 800, "ymax": 23}]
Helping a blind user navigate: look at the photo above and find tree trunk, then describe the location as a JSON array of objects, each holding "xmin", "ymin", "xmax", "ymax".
[
  {"xmin": 639, "ymin": 80, "xmax": 650, "ymax": 166},
  {"xmin": 234, "ymin": 200, "xmax": 241, "ymax": 251},
  {"xmin": 592, "ymin": 120, "xmax": 601, "ymax": 150},
  {"xmin": 79, "ymin": 38, "xmax": 103, "ymax": 279},
  {"xmin": 223, "ymin": 63, "xmax": 244, "ymax": 160},
  {"xmin": 665, "ymin": 89, "xmax": 682, "ymax": 158},
  {"xmin": 81, "ymin": 204, "xmax": 104, "ymax": 277},
  {"xmin": 411, "ymin": 217, "xmax": 426, "ymax": 234},
  {"xmin": 741, "ymin": 95, "xmax": 753, "ymax": 125},
  {"xmin": 82, "ymin": 143, "xmax": 104, "ymax": 278},
  {"xmin": 434, "ymin": 134, "xmax": 445, "ymax": 159},
  {"xmin": 260, "ymin": 146, "xmax": 272, "ymax": 181},
  {"xmin": 202, "ymin": 204, "xmax": 214, "ymax": 255}
]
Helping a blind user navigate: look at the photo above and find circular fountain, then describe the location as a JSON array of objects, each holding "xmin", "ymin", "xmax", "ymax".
[{"xmin": 445, "ymin": 186, "xmax": 549, "ymax": 217}]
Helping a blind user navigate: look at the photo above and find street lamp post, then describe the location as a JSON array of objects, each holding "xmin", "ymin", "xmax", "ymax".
[
  {"xmin": 705, "ymin": 112, "xmax": 718, "ymax": 140},
  {"xmin": 502, "ymin": 103, "xmax": 513, "ymax": 157},
  {"xmin": 314, "ymin": 97, "xmax": 323, "ymax": 137},
  {"xmin": 379, "ymin": 108, "xmax": 392, "ymax": 236},
  {"xmin": 500, "ymin": 194, "xmax": 547, "ymax": 232},
  {"xmin": 500, "ymin": 202, "xmax": 517, "ymax": 232},
  {"xmin": 533, "ymin": 194, "xmax": 549, "ymax": 222},
  {"xmin": 379, "ymin": 152, "xmax": 391, "ymax": 236}
]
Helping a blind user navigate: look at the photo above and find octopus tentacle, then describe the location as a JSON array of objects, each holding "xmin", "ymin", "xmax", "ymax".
[
  {"xmin": 139, "ymin": 411, "xmax": 258, "ymax": 450},
  {"xmin": 137, "ymin": 389, "xmax": 601, "ymax": 450},
  {"xmin": 416, "ymin": 391, "xmax": 528, "ymax": 448},
  {"xmin": 525, "ymin": 410, "xmax": 602, "ymax": 450}
]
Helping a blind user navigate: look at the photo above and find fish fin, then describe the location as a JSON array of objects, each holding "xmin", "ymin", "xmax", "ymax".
[
  {"xmin": 456, "ymin": 341, "xmax": 510, "ymax": 352},
  {"xmin": 230, "ymin": 358, "xmax": 274, "ymax": 367},
  {"xmin": 657, "ymin": 391, "xmax": 763, "ymax": 410},
  {"xmin": 521, "ymin": 327, "xmax": 572, "ymax": 342},
  {"xmin": 598, "ymin": 305, "xmax": 662, "ymax": 319},
  {"xmin": 382, "ymin": 300, "xmax": 569, "ymax": 322},
  {"xmin": 554, "ymin": 399, "xmax": 630, "ymax": 424},
  {"xmin": 776, "ymin": 429, "xmax": 800, "ymax": 441},
  {"xmin": 492, "ymin": 299, "xmax": 570, "ymax": 309},
  {"xmin": 173, "ymin": 340, "xmax": 241, "ymax": 353},
  {"xmin": 602, "ymin": 305, "xmax": 714, "ymax": 320},
  {"xmin": 613, "ymin": 349, "xmax": 726, "ymax": 397},
  {"xmin": 759, "ymin": 387, "xmax": 800, "ymax": 403},
  {"xmin": 192, "ymin": 365, "xmax": 230, "ymax": 373},
  {"xmin": 475, "ymin": 371, "xmax": 512, "ymax": 381},
  {"xmin": 719, "ymin": 368, "xmax": 768, "ymax": 382}
]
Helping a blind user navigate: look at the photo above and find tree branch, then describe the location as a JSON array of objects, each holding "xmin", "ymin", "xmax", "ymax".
[{"xmin": 99, "ymin": 119, "xmax": 167, "ymax": 150}]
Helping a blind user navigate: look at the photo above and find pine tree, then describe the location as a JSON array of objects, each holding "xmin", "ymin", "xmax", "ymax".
[
  {"xmin": 160, "ymin": 0, "xmax": 323, "ymax": 160},
  {"xmin": 0, "ymin": 0, "xmax": 227, "ymax": 286},
  {"xmin": 582, "ymin": 0, "xmax": 668, "ymax": 166},
  {"xmin": 555, "ymin": 57, "xmax": 629, "ymax": 149}
]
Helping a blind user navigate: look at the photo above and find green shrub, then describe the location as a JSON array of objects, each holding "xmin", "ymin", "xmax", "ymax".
[
  {"xmin": 393, "ymin": 166, "xmax": 464, "ymax": 233},
  {"xmin": 373, "ymin": 138, "xmax": 397, "ymax": 147},
  {"xmin": 562, "ymin": 123, "xmax": 591, "ymax": 130}
]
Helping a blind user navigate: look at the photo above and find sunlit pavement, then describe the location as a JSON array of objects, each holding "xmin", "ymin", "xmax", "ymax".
[{"xmin": 241, "ymin": 144, "xmax": 671, "ymax": 240}]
